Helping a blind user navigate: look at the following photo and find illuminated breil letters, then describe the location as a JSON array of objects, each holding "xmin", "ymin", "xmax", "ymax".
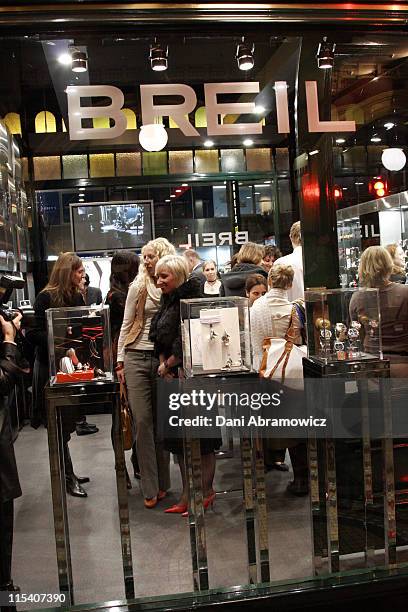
[
  {"xmin": 66, "ymin": 81, "xmax": 356, "ymax": 141},
  {"xmin": 179, "ymin": 231, "xmax": 249, "ymax": 249}
]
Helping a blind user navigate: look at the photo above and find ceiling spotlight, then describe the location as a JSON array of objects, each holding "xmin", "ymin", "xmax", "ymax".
[
  {"xmin": 371, "ymin": 135, "xmax": 381, "ymax": 143},
  {"xmin": 317, "ymin": 36, "xmax": 335, "ymax": 69},
  {"xmin": 175, "ymin": 189, "xmax": 182, "ymax": 193},
  {"xmin": 170, "ymin": 194, "xmax": 176, "ymax": 198},
  {"xmin": 236, "ymin": 38, "xmax": 254, "ymax": 71},
  {"xmin": 165, "ymin": 199, "xmax": 170, "ymax": 202},
  {"xmin": 204, "ymin": 140, "xmax": 214, "ymax": 147},
  {"xmin": 58, "ymin": 52, "xmax": 72, "ymax": 66},
  {"xmin": 71, "ymin": 50, "xmax": 88, "ymax": 73},
  {"xmin": 384, "ymin": 122, "xmax": 395, "ymax": 130},
  {"xmin": 243, "ymin": 139, "xmax": 253, "ymax": 146},
  {"xmin": 335, "ymin": 138, "xmax": 346, "ymax": 144},
  {"xmin": 309, "ymin": 149, "xmax": 319, "ymax": 156},
  {"xmin": 150, "ymin": 39, "xmax": 168, "ymax": 72}
]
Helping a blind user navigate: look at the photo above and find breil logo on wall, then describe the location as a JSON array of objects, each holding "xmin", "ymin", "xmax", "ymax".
[
  {"xmin": 179, "ymin": 231, "xmax": 249, "ymax": 249},
  {"xmin": 66, "ymin": 81, "xmax": 356, "ymax": 149}
]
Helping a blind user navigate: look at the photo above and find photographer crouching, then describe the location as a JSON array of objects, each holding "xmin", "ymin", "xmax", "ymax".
[{"xmin": 0, "ymin": 311, "xmax": 25, "ymax": 594}]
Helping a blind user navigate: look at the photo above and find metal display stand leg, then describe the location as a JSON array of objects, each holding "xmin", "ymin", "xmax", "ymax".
[
  {"xmin": 380, "ymin": 377, "xmax": 397, "ymax": 567},
  {"xmin": 253, "ymin": 433, "xmax": 270, "ymax": 583},
  {"xmin": 239, "ymin": 435, "xmax": 257, "ymax": 584},
  {"xmin": 359, "ymin": 379, "xmax": 375, "ymax": 567},
  {"xmin": 47, "ymin": 400, "xmax": 74, "ymax": 606},
  {"xmin": 185, "ymin": 436, "xmax": 209, "ymax": 591},
  {"xmin": 112, "ymin": 393, "xmax": 135, "ymax": 599}
]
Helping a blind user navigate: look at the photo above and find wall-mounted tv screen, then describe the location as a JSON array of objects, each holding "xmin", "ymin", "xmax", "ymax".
[{"xmin": 70, "ymin": 200, "xmax": 154, "ymax": 253}]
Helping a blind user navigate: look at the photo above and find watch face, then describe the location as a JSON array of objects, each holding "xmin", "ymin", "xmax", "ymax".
[
  {"xmin": 320, "ymin": 329, "xmax": 332, "ymax": 339},
  {"xmin": 335, "ymin": 323, "xmax": 347, "ymax": 332},
  {"xmin": 351, "ymin": 320, "xmax": 361, "ymax": 330},
  {"xmin": 348, "ymin": 328, "xmax": 359, "ymax": 339},
  {"xmin": 334, "ymin": 341, "xmax": 344, "ymax": 351}
]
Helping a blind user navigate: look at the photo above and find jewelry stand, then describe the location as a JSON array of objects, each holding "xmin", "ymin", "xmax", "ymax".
[{"xmin": 45, "ymin": 381, "xmax": 134, "ymax": 605}]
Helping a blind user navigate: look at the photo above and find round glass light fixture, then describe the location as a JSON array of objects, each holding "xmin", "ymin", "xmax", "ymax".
[
  {"xmin": 150, "ymin": 41, "xmax": 168, "ymax": 72},
  {"xmin": 71, "ymin": 51, "xmax": 88, "ymax": 73},
  {"xmin": 381, "ymin": 147, "xmax": 407, "ymax": 171},
  {"xmin": 236, "ymin": 39, "xmax": 254, "ymax": 71},
  {"xmin": 139, "ymin": 124, "xmax": 168, "ymax": 152}
]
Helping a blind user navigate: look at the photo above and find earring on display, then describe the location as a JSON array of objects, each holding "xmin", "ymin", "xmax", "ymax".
[
  {"xmin": 221, "ymin": 330, "xmax": 230, "ymax": 346},
  {"xmin": 209, "ymin": 324, "xmax": 218, "ymax": 341}
]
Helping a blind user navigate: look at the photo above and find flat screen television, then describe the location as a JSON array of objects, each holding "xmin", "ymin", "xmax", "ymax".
[{"xmin": 70, "ymin": 200, "xmax": 154, "ymax": 253}]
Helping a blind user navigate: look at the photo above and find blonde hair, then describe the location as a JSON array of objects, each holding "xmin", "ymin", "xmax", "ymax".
[
  {"xmin": 359, "ymin": 246, "xmax": 393, "ymax": 287},
  {"xmin": 385, "ymin": 243, "xmax": 405, "ymax": 276},
  {"xmin": 42, "ymin": 252, "xmax": 83, "ymax": 307},
  {"xmin": 289, "ymin": 221, "xmax": 301, "ymax": 247},
  {"xmin": 133, "ymin": 237, "xmax": 176, "ymax": 291},
  {"xmin": 237, "ymin": 242, "xmax": 263, "ymax": 265},
  {"xmin": 268, "ymin": 264, "xmax": 294, "ymax": 290},
  {"xmin": 155, "ymin": 254, "xmax": 189, "ymax": 288}
]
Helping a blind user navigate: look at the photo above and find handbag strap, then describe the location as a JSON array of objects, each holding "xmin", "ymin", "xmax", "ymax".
[{"xmin": 269, "ymin": 341, "xmax": 294, "ymax": 384}]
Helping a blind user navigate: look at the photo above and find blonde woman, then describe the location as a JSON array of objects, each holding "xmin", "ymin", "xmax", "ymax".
[
  {"xmin": 149, "ymin": 255, "xmax": 221, "ymax": 514},
  {"xmin": 220, "ymin": 242, "xmax": 267, "ymax": 297},
  {"xmin": 116, "ymin": 237, "xmax": 175, "ymax": 508},
  {"xmin": 350, "ymin": 246, "xmax": 408, "ymax": 376}
]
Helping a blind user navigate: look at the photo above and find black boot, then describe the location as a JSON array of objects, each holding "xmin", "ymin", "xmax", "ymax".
[{"xmin": 66, "ymin": 476, "xmax": 88, "ymax": 498}]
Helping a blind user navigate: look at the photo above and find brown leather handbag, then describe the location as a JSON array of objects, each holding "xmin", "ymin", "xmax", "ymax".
[{"xmin": 119, "ymin": 381, "xmax": 135, "ymax": 450}]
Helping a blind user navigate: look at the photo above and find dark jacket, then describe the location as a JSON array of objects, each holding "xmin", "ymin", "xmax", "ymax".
[
  {"xmin": 29, "ymin": 290, "xmax": 85, "ymax": 365},
  {"xmin": 149, "ymin": 277, "xmax": 202, "ymax": 367},
  {"xmin": 0, "ymin": 342, "xmax": 23, "ymax": 503},
  {"xmin": 85, "ymin": 286, "xmax": 103, "ymax": 305},
  {"xmin": 220, "ymin": 263, "xmax": 268, "ymax": 297},
  {"xmin": 105, "ymin": 287, "xmax": 127, "ymax": 363}
]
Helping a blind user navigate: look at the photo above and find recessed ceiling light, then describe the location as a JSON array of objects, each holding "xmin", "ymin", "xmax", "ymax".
[
  {"xmin": 204, "ymin": 140, "xmax": 214, "ymax": 147},
  {"xmin": 254, "ymin": 105, "xmax": 265, "ymax": 115},
  {"xmin": 355, "ymin": 181, "xmax": 364, "ymax": 185},
  {"xmin": 165, "ymin": 199, "xmax": 170, "ymax": 202},
  {"xmin": 371, "ymin": 135, "xmax": 381, "ymax": 143},
  {"xmin": 335, "ymin": 138, "xmax": 346, "ymax": 144},
  {"xmin": 170, "ymin": 194, "xmax": 175, "ymax": 198},
  {"xmin": 182, "ymin": 183, "xmax": 188, "ymax": 187},
  {"xmin": 264, "ymin": 180, "xmax": 272, "ymax": 184},
  {"xmin": 243, "ymin": 139, "xmax": 253, "ymax": 146},
  {"xmin": 309, "ymin": 149, "xmax": 319, "ymax": 156},
  {"xmin": 175, "ymin": 189, "xmax": 182, "ymax": 193},
  {"xmin": 384, "ymin": 122, "xmax": 395, "ymax": 130}
]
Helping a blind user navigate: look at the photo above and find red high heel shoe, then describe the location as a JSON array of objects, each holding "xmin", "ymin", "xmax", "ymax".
[
  {"xmin": 164, "ymin": 503, "xmax": 188, "ymax": 514},
  {"xmin": 181, "ymin": 492, "xmax": 216, "ymax": 517}
]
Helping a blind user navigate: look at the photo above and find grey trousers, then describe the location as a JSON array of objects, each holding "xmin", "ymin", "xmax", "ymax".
[{"xmin": 124, "ymin": 350, "xmax": 170, "ymax": 499}]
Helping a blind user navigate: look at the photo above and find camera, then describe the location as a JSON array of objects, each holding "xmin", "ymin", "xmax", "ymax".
[{"xmin": 0, "ymin": 275, "xmax": 25, "ymax": 321}]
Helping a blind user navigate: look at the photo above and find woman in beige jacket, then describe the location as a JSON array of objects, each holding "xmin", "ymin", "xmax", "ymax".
[{"xmin": 116, "ymin": 237, "xmax": 175, "ymax": 508}]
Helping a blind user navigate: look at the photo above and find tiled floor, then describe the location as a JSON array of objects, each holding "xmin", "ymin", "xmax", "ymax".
[{"xmin": 13, "ymin": 415, "xmax": 312, "ymax": 609}]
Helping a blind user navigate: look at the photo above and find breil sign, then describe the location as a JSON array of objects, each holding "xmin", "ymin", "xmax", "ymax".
[{"xmin": 66, "ymin": 81, "xmax": 356, "ymax": 144}]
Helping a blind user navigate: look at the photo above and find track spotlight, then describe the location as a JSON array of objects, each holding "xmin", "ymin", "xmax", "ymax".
[
  {"xmin": 317, "ymin": 37, "xmax": 335, "ymax": 69},
  {"xmin": 236, "ymin": 38, "xmax": 254, "ymax": 71},
  {"xmin": 71, "ymin": 50, "xmax": 88, "ymax": 73},
  {"xmin": 150, "ymin": 39, "xmax": 168, "ymax": 72}
]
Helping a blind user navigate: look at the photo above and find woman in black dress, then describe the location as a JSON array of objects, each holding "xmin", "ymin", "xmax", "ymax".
[{"xmin": 149, "ymin": 254, "xmax": 221, "ymax": 514}]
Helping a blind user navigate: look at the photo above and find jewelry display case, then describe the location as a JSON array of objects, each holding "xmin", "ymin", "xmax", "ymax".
[
  {"xmin": 337, "ymin": 190, "xmax": 408, "ymax": 288},
  {"xmin": 46, "ymin": 304, "xmax": 113, "ymax": 385},
  {"xmin": 304, "ymin": 287, "xmax": 382, "ymax": 364},
  {"xmin": 180, "ymin": 296, "xmax": 252, "ymax": 377}
]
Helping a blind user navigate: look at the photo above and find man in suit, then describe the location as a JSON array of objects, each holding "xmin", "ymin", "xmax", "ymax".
[
  {"xmin": 183, "ymin": 249, "xmax": 205, "ymax": 282},
  {"xmin": 82, "ymin": 274, "xmax": 103, "ymax": 305}
]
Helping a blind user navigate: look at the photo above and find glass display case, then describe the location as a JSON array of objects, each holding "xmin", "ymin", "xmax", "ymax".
[
  {"xmin": 337, "ymin": 190, "xmax": 408, "ymax": 288},
  {"xmin": 180, "ymin": 296, "xmax": 252, "ymax": 377},
  {"xmin": 47, "ymin": 304, "xmax": 113, "ymax": 385},
  {"xmin": 304, "ymin": 287, "xmax": 382, "ymax": 363}
]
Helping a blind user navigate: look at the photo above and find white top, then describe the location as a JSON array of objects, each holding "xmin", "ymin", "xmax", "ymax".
[
  {"xmin": 117, "ymin": 277, "xmax": 161, "ymax": 362},
  {"xmin": 130, "ymin": 294, "xmax": 159, "ymax": 351},
  {"xmin": 203, "ymin": 279, "xmax": 221, "ymax": 295},
  {"xmin": 273, "ymin": 246, "xmax": 304, "ymax": 302},
  {"xmin": 250, "ymin": 288, "xmax": 293, "ymax": 371}
]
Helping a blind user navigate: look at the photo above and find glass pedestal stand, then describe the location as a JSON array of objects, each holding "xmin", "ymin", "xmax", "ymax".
[
  {"xmin": 303, "ymin": 357, "xmax": 395, "ymax": 575},
  {"xmin": 45, "ymin": 381, "xmax": 134, "ymax": 606}
]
